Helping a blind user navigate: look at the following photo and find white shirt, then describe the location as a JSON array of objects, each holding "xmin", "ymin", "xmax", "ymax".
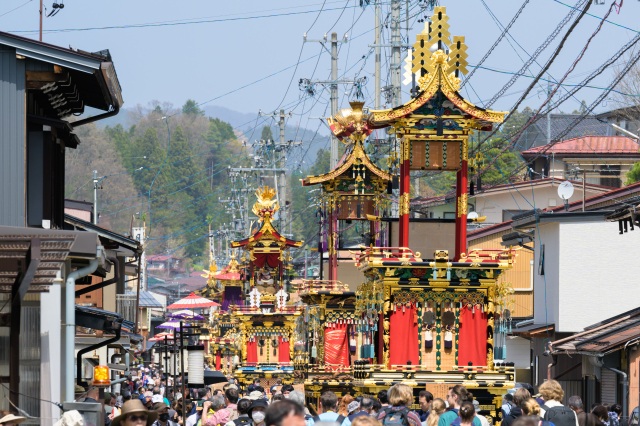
[{"xmin": 186, "ymin": 412, "xmax": 199, "ymax": 426}]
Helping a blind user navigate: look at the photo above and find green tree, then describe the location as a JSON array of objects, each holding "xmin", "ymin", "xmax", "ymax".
[
  {"xmin": 626, "ymin": 162, "xmax": 640, "ymax": 184},
  {"xmin": 65, "ymin": 123, "xmax": 143, "ymax": 234},
  {"xmin": 261, "ymin": 126, "xmax": 274, "ymax": 142},
  {"xmin": 182, "ymin": 99, "xmax": 204, "ymax": 116}
]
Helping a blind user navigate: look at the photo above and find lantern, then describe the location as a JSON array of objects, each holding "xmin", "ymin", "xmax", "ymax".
[
  {"xmin": 92, "ymin": 365, "xmax": 111, "ymax": 386},
  {"xmin": 187, "ymin": 346, "xmax": 205, "ymax": 388}
]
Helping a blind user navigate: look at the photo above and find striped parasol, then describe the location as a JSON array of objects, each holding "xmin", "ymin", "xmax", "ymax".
[
  {"xmin": 148, "ymin": 332, "xmax": 174, "ymax": 342},
  {"xmin": 169, "ymin": 309, "xmax": 205, "ymax": 321},
  {"xmin": 156, "ymin": 321, "xmax": 183, "ymax": 330},
  {"xmin": 166, "ymin": 292, "xmax": 220, "ymax": 310}
]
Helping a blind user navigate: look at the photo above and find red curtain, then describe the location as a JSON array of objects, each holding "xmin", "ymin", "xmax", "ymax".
[
  {"xmin": 278, "ymin": 337, "xmax": 290, "ymax": 364},
  {"xmin": 458, "ymin": 305, "xmax": 488, "ymax": 366},
  {"xmin": 324, "ymin": 323, "xmax": 349, "ymax": 368},
  {"xmin": 390, "ymin": 304, "xmax": 419, "ymax": 365},
  {"xmin": 253, "ymin": 253, "xmax": 281, "ymax": 268},
  {"xmin": 215, "ymin": 351, "xmax": 222, "ymax": 370},
  {"xmin": 246, "ymin": 339, "xmax": 258, "ymax": 365}
]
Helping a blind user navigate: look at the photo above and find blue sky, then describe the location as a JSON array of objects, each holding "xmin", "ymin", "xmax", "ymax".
[{"xmin": 3, "ymin": 0, "xmax": 640, "ymax": 132}]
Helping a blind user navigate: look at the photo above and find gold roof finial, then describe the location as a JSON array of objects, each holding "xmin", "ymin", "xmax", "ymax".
[
  {"xmin": 411, "ymin": 6, "xmax": 468, "ymax": 82},
  {"xmin": 252, "ymin": 186, "xmax": 280, "ymax": 220},
  {"xmin": 327, "ymin": 100, "xmax": 371, "ymax": 145}
]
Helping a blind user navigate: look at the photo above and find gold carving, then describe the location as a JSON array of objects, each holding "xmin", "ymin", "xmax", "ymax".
[
  {"xmin": 399, "ymin": 193, "xmax": 411, "ymax": 216},
  {"xmin": 457, "ymin": 193, "xmax": 468, "ymax": 217}
]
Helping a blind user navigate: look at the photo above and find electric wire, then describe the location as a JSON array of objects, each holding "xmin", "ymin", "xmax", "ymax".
[
  {"xmin": 462, "ymin": 0, "xmax": 531, "ymax": 88},
  {"xmin": 485, "ymin": 0, "xmax": 590, "ymax": 108}
]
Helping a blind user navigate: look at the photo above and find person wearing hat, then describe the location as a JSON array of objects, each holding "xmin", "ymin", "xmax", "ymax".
[
  {"xmin": 348, "ymin": 398, "xmax": 373, "ymax": 424},
  {"xmin": 248, "ymin": 391, "xmax": 266, "ymax": 401},
  {"xmin": 111, "ymin": 399, "xmax": 157, "ymax": 426},
  {"xmin": 249, "ymin": 399, "xmax": 269, "ymax": 426},
  {"xmin": 152, "ymin": 403, "xmax": 177, "ymax": 426},
  {"xmin": 347, "ymin": 401, "xmax": 360, "ymax": 415},
  {"xmin": 0, "ymin": 412, "xmax": 26, "ymax": 425}
]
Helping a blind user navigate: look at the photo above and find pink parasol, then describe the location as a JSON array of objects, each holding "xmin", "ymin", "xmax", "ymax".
[
  {"xmin": 156, "ymin": 321, "xmax": 183, "ymax": 330},
  {"xmin": 169, "ymin": 309, "xmax": 205, "ymax": 321},
  {"xmin": 148, "ymin": 332, "xmax": 174, "ymax": 342},
  {"xmin": 166, "ymin": 292, "xmax": 220, "ymax": 310}
]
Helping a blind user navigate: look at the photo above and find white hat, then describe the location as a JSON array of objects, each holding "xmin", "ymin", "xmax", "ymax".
[
  {"xmin": 53, "ymin": 410, "xmax": 84, "ymax": 426},
  {"xmin": 248, "ymin": 390, "xmax": 264, "ymax": 400},
  {"xmin": 0, "ymin": 414, "xmax": 26, "ymax": 425},
  {"xmin": 152, "ymin": 394, "xmax": 163, "ymax": 403},
  {"xmin": 347, "ymin": 401, "xmax": 360, "ymax": 414}
]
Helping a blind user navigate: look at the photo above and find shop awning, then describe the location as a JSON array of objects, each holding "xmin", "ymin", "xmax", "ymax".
[{"xmin": 0, "ymin": 225, "xmax": 99, "ymax": 293}]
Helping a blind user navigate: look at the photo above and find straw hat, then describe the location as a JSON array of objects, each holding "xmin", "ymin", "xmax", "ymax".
[
  {"xmin": 111, "ymin": 400, "xmax": 157, "ymax": 426},
  {"xmin": 0, "ymin": 414, "xmax": 26, "ymax": 424}
]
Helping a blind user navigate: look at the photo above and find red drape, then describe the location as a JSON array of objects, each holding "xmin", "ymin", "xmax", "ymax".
[
  {"xmin": 215, "ymin": 351, "xmax": 221, "ymax": 370},
  {"xmin": 458, "ymin": 305, "xmax": 488, "ymax": 366},
  {"xmin": 253, "ymin": 253, "xmax": 281, "ymax": 268},
  {"xmin": 278, "ymin": 336, "xmax": 290, "ymax": 364},
  {"xmin": 390, "ymin": 304, "xmax": 419, "ymax": 365},
  {"xmin": 246, "ymin": 339, "xmax": 258, "ymax": 365},
  {"xmin": 324, "ymin": 323, "xmax": 349, "ymax": 368}
]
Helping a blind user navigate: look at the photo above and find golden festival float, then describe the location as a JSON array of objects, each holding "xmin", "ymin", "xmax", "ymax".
[
  {"xmin": 297, "ymin": 7, "xmax": 517, "ymax": 422},
  {"xmin": 208, "ymin": 186, "xmax": 305, "ymax": 388}
]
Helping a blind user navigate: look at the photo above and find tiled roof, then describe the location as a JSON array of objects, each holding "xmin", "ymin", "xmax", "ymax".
[
  {"xmin": 521, "ymin": 136, "xmax": 640, "ymax": 156},
  {"xmin": 549, "ymin": 307, "xmax": 640, "ymax": 356},
  {"xmin": 514, "ymin": 114, "xmax": 610, "ymax": 151},
  {"xmin": 132, "ymin": 290, "xmax": 164, "ymax": 308}
]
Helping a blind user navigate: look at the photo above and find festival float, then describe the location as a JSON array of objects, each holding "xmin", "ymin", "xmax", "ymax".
[
  {"xmin": 300, "ymin": 7, "xmax": 516, "ymax": 422},
  {"xmin": 223, "ymin": 186, "xmax": 306, "ymax": 388}
]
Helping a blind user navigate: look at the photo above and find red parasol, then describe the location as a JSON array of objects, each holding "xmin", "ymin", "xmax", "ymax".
[
  {"xmin": 148, "ymin": 332, "xmax": 174, "ymax": 342},
  {"xmin": 166, "ymin": 292, "xmax": 220, "ymax": 310}
]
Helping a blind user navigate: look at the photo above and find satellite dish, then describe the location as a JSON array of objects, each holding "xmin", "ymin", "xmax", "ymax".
[{"xmin": 557, "ymin": 181, "xmax": 574, "ymax": 200}]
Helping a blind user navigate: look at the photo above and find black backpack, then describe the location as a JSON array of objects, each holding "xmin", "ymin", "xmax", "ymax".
[
  {"xmin": 312, "ymin": 414, "xmax": 346, "ymax": 425},
  {"xmin": 543, "ymin": 405, "xmax": 576, "ymax": 426},
  {"xmin": 381, "ymin": 407, "xmax": 410, "ymax": 426},
  {"xmin": 233, "ymin": 418, "xmax": 253, "ymax": 426}
]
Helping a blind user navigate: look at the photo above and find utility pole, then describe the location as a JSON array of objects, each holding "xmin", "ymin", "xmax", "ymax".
[
  {"xmin": 39, "ymin": 0, "xmax": 43, "ymax": 41},
  {"xmin": 390, "ymin": 0, "xmax": 402, "ymax": 107},
  {"xmin": 330, "ymin": 33, "xmax": 339, "ymax": 168},
  {"xmin": 255, "ymin": 110, "xmax": 301, "ymax": 234},
  {"xmin": 300, "ymin": 32, "xmax": 356, "ymax": 169},
  {"xmin": 374, "ymin": 1, "xmax": 381, "ymax": 110},
  {"xmin": 92, "ymin": 170, "xmax": 106, "ymax": 225}
]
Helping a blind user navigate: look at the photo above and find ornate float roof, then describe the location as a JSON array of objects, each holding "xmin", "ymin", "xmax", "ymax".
[
  {"xmin": 302, "ymin": 101, "xmax": 392, "ymax": 188},
  {"xmin": 352, "ymin": 7, "xmax": 505, "ymax": 134},
  {"xmin": 230, "ymin": 186, "xmax": 303, "ymax": 251}
]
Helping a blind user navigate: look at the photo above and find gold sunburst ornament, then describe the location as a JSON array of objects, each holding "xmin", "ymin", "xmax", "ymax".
[{"xmin": 252, "ymin": 186, "xmax": 280, "ymax": 220}]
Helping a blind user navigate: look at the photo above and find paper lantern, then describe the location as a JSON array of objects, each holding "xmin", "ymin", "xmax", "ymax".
[{"xmin": 187, "ymin": 346, "xmax": 205, "ymax": 387}]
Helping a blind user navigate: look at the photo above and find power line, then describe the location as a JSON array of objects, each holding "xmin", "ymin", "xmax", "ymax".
[{"xmin": 485, "ymin": 0, "xmax": 590, "ymax": 108}]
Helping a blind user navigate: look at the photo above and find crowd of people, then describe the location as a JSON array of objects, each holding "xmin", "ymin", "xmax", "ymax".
[{"xmin": 60, "ymin": 366, "xmax": 627, "ymax": 426}]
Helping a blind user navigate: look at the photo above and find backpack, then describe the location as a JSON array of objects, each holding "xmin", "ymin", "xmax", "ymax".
[
  {"xmin": 312, "ymin": 414, "xmax": 346, "ymax": 425},
  {"xmin": 543, "ymin": 405, "xmax": 575, "ymax": 426},
  {"xmin": 233, "ymin": 418, "xmax": 253, "ymax": 426},
  {"xmin": 381, "ymin": 407, "xmax": 411, "ymax": 426}
]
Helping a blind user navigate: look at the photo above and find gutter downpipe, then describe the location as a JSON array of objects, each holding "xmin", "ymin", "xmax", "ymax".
[
  {"xmin": 71, "ymin": 104, "xmax": 120, "ymax": 128},
  {"xmin": 75, "ymin": 255, "xmax": 119, "ymax": 297},
  {"xmin": 546, "ymin": 341, "xmax": 558, "ymax": 380},
  {"xmin": 604, "ymin": 366, "xmax": 627, "ymax": 420},
  {"xmin": 64, "ymin": 247, "xmax": 103, "ymax": 402},
  {"xmin": 547, "ymin": 354, "xmax": 558, "ymax": 380},
  {"xmin": 77, "ymin": 327, "xmax": 122, "ymax": 387}
]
